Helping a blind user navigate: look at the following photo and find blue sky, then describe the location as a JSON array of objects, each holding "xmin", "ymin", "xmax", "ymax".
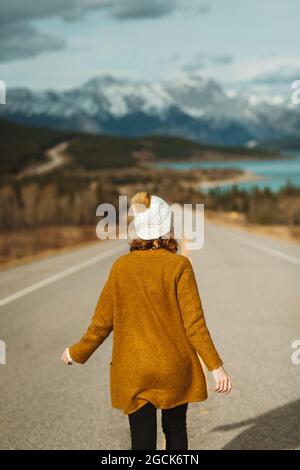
[{"xmin": 0, "ymin": 0, "xmax": 299, "ymax": 91}]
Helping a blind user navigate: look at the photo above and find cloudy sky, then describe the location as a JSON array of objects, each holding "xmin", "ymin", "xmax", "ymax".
[{"xmin": 0, "ymin": 0, "xmax": 299, "ymax": 92}]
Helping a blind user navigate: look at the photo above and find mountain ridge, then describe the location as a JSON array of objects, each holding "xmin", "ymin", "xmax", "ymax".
[{"xmin": 1, "ymin": 73, "xmax": 299, "ymax": 147}]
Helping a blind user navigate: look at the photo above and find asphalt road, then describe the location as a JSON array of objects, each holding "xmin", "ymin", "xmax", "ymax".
[{"xmin": 0, "ymin": 222, "xmax": 300, "ymax": 450}]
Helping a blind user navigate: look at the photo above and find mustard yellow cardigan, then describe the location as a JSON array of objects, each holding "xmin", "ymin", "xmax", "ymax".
[{"xmin": 69, "ymin": 247, "xmax": 223, "ymax": 415}]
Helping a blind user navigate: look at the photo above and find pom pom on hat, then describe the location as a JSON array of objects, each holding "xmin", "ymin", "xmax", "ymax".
[
  {"xmin": 130, "ymin": 191, "xmax": 151, "ymax": 212},
  {"xmin": 130, "ymin": 191, "xmax": 171, "ymax": 240}
]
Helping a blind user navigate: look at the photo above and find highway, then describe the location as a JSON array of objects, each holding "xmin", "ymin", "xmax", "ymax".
[{"xmin": 0, "ymin": 221, "xmax": 299, "ymax": 450}]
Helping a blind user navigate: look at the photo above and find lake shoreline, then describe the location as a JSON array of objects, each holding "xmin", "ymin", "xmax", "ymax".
[
  {"xmin": 156, "ymin": 151, "xmax": 294, "ymax": 166},
  {"xmin": 156, "ymin": 149, "xmax": 300, "ymax": 192},
  {"xmin": 197, "ymin": 170, "xmax": 264, "ymax": 190}
]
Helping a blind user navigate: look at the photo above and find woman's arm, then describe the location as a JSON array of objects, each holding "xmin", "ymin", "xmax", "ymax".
[
  {"xmin": 176, "ymin": 258, "xmax": 223, "ymax": 371},
  {"xmin": 176, "ymin": 258, "xmax": 232, "ymax": 394},
  {"xmin": 65, "ymin": 268, "xmax": 115, "ymax": 364}
]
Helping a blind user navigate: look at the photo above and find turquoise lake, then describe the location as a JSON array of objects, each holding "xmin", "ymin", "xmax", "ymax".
[{"xmin": 157, "ymin": 149, "xmax": 300, "ymax": 192}]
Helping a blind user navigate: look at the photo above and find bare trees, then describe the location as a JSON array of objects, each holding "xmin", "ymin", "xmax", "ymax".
[{"xmin": 0, "ymin": 178, "xmax": 103, "ymax": 230}]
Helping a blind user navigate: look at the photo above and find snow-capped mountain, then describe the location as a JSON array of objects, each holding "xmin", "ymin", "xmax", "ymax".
[{"xmin": 1, "ymin": 73, "xmax": 299, "ymax": 146}]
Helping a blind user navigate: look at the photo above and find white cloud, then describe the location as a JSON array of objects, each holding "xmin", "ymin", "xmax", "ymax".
[{"xmin": 0, "ymin": 0, "xmax": 209, "ymax": 61}]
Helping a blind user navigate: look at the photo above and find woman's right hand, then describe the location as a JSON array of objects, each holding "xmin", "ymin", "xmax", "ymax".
[
  {"xmin": 61, "ymin": 347, "xmax": 73, "ymax": 365},
  {"xmin": 212, "ymin": 366, "xmax": 232, "ymax": 394}
]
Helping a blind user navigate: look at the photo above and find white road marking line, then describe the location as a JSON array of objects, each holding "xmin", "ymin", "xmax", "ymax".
[
  {"xmin": 227, "ymin": 232, "xmax": 300, "ymax": 267},
  {"xmin": 0, "ymin": 244, "xmax": 127, "ymax": 307}
]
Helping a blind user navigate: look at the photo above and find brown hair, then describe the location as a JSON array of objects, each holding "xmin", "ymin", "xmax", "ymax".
[{"xmin": 129, "ymin": 234, "xmax": 179, "ymax": 253}]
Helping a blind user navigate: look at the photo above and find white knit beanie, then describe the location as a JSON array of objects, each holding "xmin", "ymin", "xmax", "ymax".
[{"xmin": 131, "ymin": 192, "xmax": 172, "ymax": 240}]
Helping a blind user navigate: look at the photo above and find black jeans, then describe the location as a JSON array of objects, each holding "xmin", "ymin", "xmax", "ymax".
[{"xmin": 128, "ymin": 401, "xmax": 188, "ymax": 450}]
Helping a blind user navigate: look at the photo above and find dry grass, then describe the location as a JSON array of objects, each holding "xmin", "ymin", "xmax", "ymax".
[
  {"xmin": 206, "ymin": 210, "xmax": 300, "ymax": 245},
  {"xmin": 0, "ymin": 226, "xmax": 100, "ymax": 269}
]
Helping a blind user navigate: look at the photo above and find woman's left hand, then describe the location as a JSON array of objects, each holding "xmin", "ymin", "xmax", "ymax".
[
  {"xmin": 212, "ymin": 366, "xmax": 232, "ymax": 394},
  {"xmin": 61, "ymin": 347, "xmax": 73, "ymax": 365}
]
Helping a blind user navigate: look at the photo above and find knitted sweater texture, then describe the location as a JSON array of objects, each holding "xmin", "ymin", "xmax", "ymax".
[{"xmin": 69, "ymin": 247, "xmax": 223, "ymax": 415}]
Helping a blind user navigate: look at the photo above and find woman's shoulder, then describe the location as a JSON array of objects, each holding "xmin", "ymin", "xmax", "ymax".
[
  {"xmin": 110, "ymin": 251, "xmax": 132, "ymax": 270},
  {"xmin": 158, "ymin": 251, "xmax": 194, "ymax": 279},
  {"xmin": 171, "ymin": 252, "xmax": 193, "ymax": 271}
]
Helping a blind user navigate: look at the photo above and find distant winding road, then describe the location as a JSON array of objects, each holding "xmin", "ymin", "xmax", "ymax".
[{"xmin": 19, "ymin": 141, "xmax": 70, "ymax": 178}]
